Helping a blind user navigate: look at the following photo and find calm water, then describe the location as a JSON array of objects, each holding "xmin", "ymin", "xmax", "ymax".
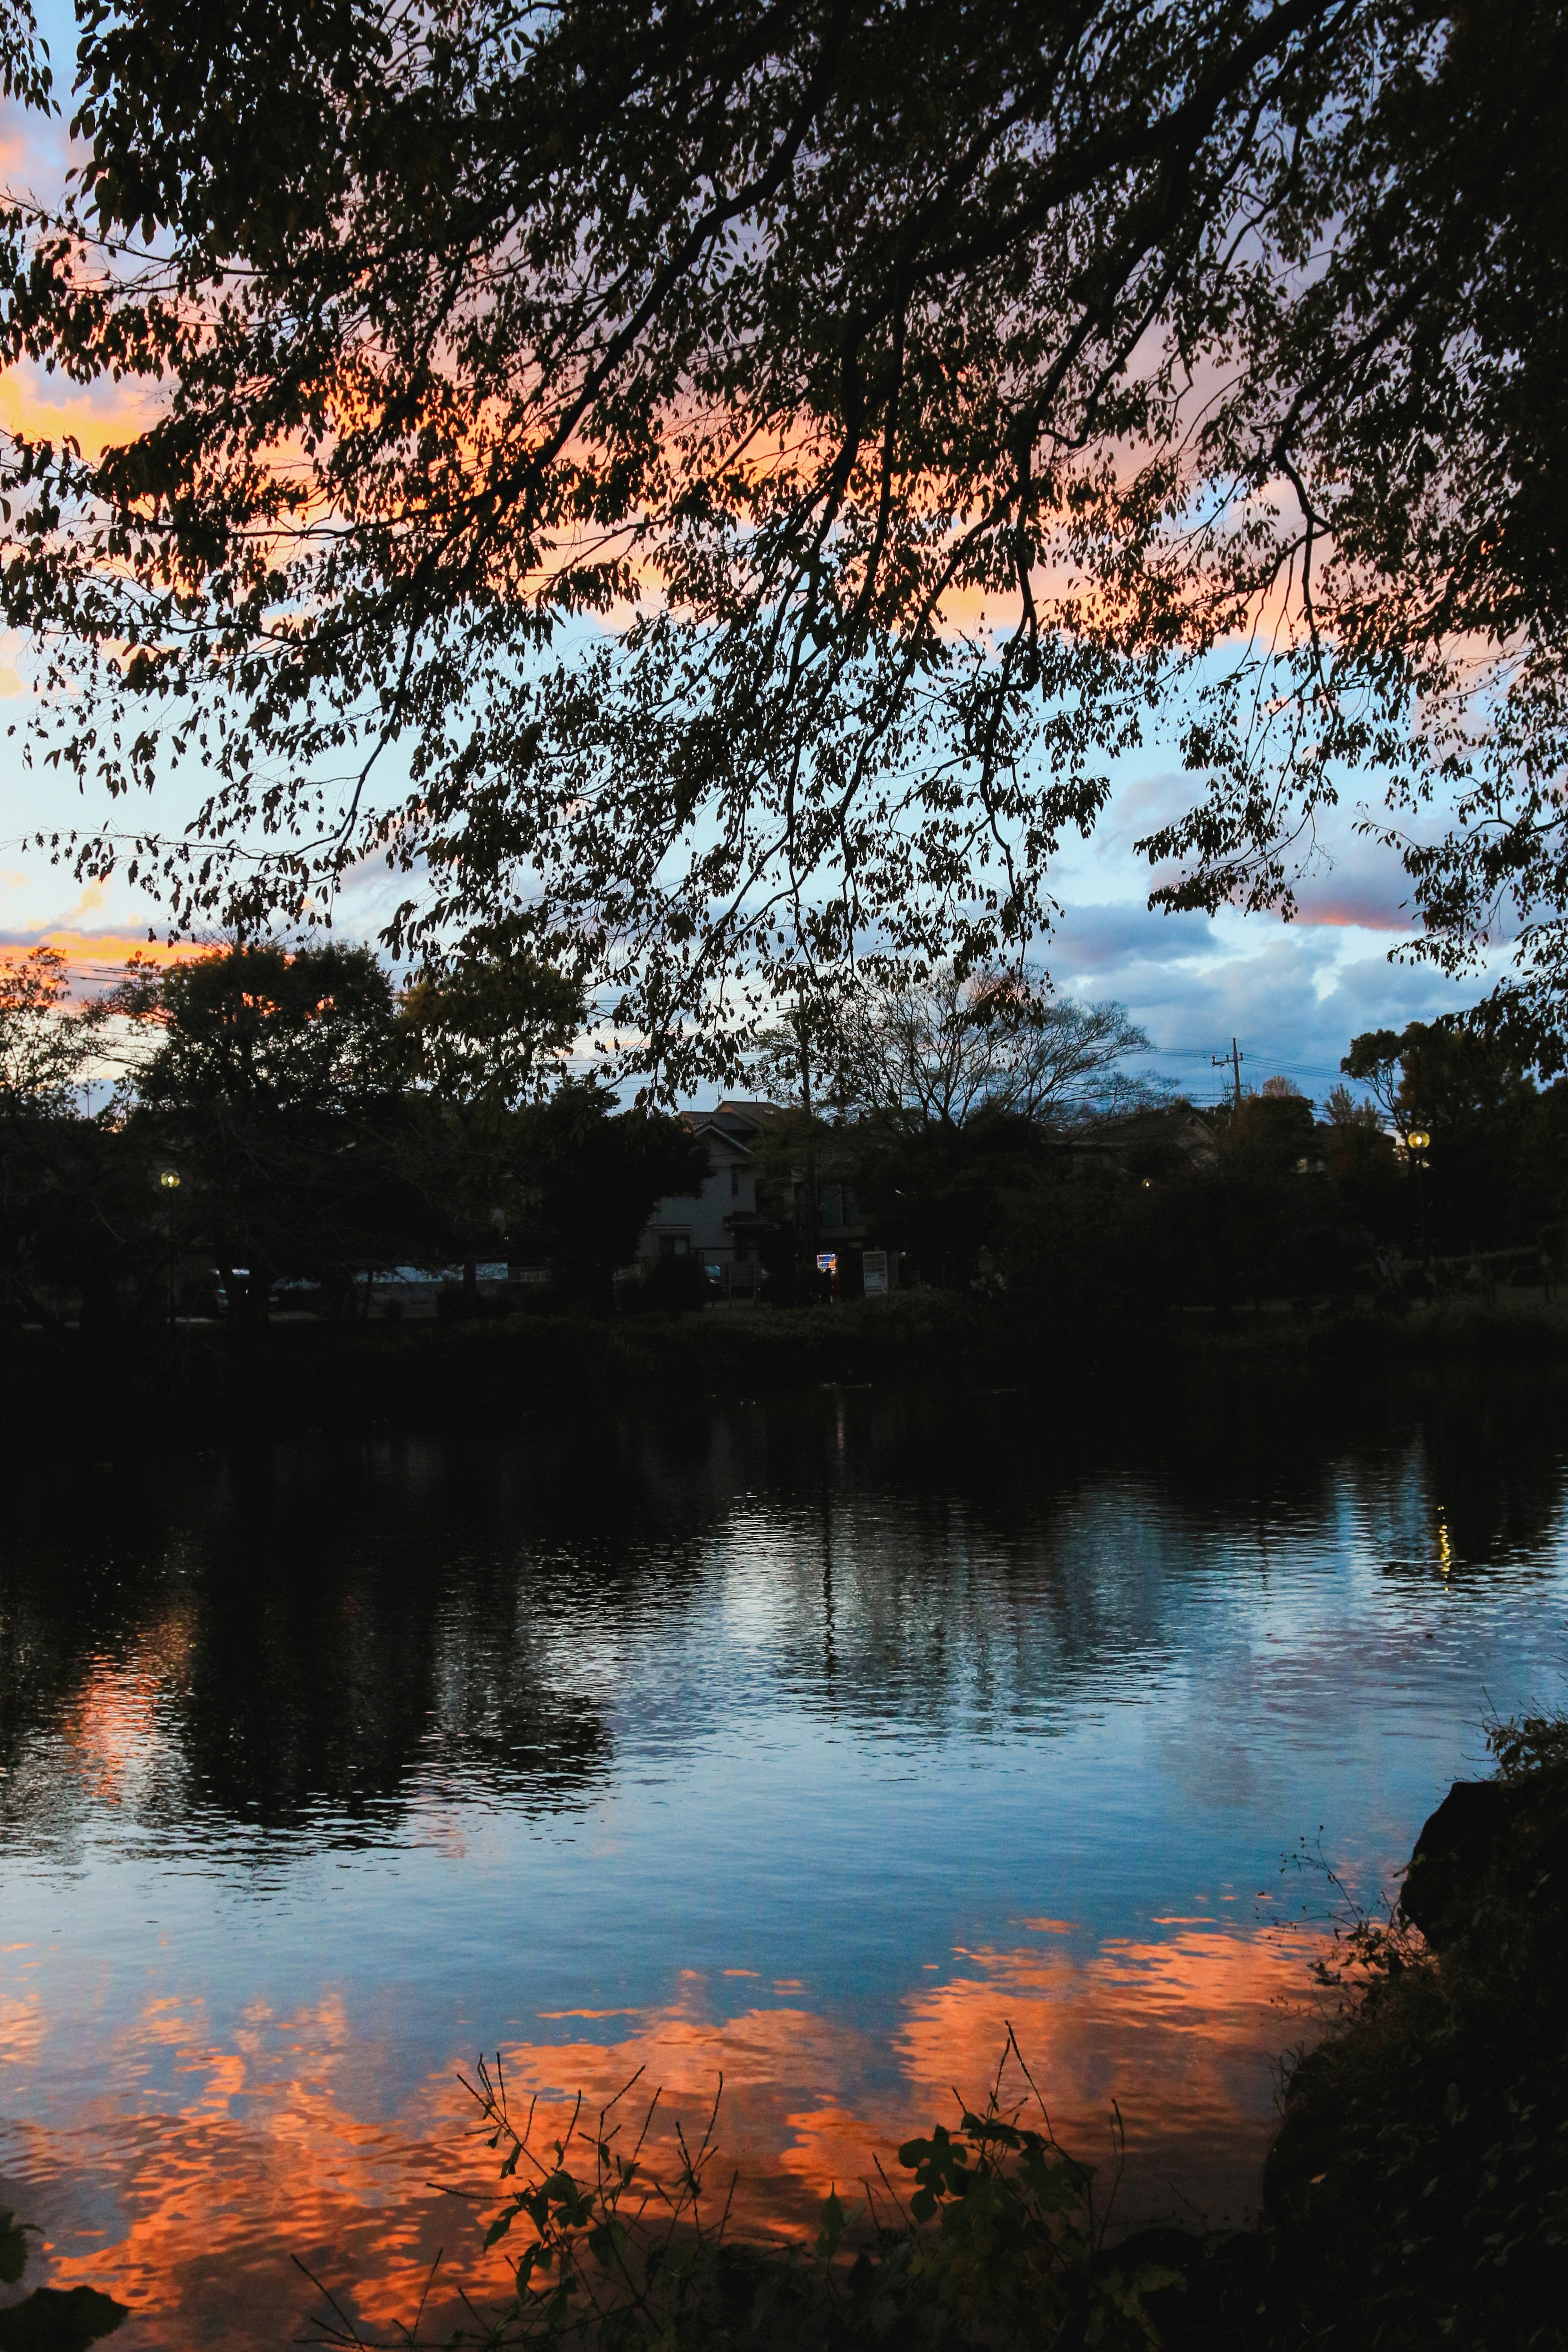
[{"xmin": 2, "ymin": 1370, "xmax": 1566, "ymax": 2346}]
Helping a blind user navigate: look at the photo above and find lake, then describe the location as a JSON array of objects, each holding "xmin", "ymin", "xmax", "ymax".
[{"xmin": 2, "ymin": 1365, "xmax": 1565, "ymax": 2347}]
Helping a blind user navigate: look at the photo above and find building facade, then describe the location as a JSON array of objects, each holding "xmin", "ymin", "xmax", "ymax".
[{"xmin": 635, "ymin": 1101, "xmax": 771, "ymax": 1295}]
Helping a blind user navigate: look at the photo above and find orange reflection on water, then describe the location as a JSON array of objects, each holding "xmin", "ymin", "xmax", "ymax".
[
  {"xmin": 16, "ymin": 1922, "xmax": 1324, "ymax": 2351},
  {"xmin": 890, "ymin": 1927, "xmax": 1317, "ymax": 2219}
]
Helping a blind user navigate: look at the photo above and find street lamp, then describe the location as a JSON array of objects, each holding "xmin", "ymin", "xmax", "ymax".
[
  {"xmin": 1405, "ymin": 1131, "xmax": 1431, "ymax": 1269},
  {"xmin": 160, "ymin": 1170, "xmax": 181, "ymax": 1325}
]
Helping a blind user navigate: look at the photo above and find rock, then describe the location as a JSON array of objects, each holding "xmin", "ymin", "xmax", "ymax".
[{"xmin": 1398, "ymin": 1777, "xmax": 1516, "ymax": 1947}]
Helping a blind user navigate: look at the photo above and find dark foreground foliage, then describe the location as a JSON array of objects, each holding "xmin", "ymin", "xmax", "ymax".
[
  {"xmin": 1260, "ymin": 1712, "xmax": 1568, "ymax": 2350},
  {"xmin": 299, "ymin": 2033, "xmax": 1188, "ymax": 2352}
]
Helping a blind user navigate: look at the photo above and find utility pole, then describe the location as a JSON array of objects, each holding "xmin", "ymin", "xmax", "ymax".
[
  {"xmin": 1212, "ymin": 1039, "xmax": 1244, "ymax": 1109},
  {"xmin": 796, "ymin": 996, "xmax": 821, "ymax": 1270}
]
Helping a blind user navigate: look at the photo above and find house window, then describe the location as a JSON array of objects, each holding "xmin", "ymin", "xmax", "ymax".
[
  {"xmin": 730, "ymin": 1166, "xmax": 740, "ymax": 1197},
  {"xmin": 658, "ymin": 1233, "xmax": 690, "ymax": 1259}
]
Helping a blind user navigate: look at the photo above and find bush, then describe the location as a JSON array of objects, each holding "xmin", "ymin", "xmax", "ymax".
[{"xmin": 626, "ymin": 1256, "xmax": 715, "ymax": 1315}]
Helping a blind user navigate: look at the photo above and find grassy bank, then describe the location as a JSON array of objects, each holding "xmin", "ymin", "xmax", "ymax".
[{"xmin": 4, "ymin": 1288, "xmax": 1568, "ymax": 1445}]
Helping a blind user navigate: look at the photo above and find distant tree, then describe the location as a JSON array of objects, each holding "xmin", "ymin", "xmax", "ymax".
[
  {"xmin": 115, "ymin": 942, "xmax": 436, "ymax": 1321},
  {"xmin": 0, "ymin": 948, "xmax": 101, "ymax": 1116},
  {"xmin": 400, "ymin": 949, "xmax": 587, "ymax": 1293},
  {"xmin": 401, "ymin": 951, "xmax": 584, "ymax": 1120},
  {"xmin": 1344, "ymin": 1017, "xmax": 1547, "ymax": 1253},
  {"xmin": 802, "ymin": 967, "xmax": 1156, "ymax": 1131},
  {"xmin": 1341, "ymin": 1031, "xmax": 1412, "ymax": 1131},
  {"xmin": 0, "ymin": 949, "xmax": 142, "ymax": 1329},
  {"xmin": 1325, "ymin": 1082, "xmax": 1383, "ymax": 1130},
  {"xmin": 1222, "ymin": 1091, "xmax": 1316, "ymax": 1171},
  {"xmin": 1343, "ymin": 1020, "xmax": 1536, "ymax": 1143},
  {"xmin": 119, "ymin": 942, "xmax": 408, "ymax": 1119},
  {"xmin": 851, "ymin": 1108, "xmax": 1053, "ymax": 1295}
]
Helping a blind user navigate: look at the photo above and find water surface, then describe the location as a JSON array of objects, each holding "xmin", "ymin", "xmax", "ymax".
[{"xmin": 2, "ymin": 1370, "xmax": 1565, "ymax": 2345}]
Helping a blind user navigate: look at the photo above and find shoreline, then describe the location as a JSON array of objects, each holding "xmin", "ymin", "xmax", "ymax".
[{"xmin": 3, "ymin": 1290, "xmax": 1566, "ymax": 1446}]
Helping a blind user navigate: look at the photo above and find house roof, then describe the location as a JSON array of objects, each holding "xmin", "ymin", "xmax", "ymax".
[
  {"xmin": 676, "ymin": 1098, "xmax": 783, "ymax": 1150},
  {"xmin": 712, "ymin": 1099, "xmax": 780, "ymax": 1134},
  {"xmin": 678, "ymin": 1109, "xmax": 757, "ymax": 1158},
  {"xmin": 1071, "ymin": 1103, "xmax": 1218, "ymax": 1165}
]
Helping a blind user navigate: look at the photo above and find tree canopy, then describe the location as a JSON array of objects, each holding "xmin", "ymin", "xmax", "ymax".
[
  {"xmin": 0, "ymin": 946, "xmax": 101, "ymax": 1115},
  {"xmin": 0, "ymin": 0, "xmax": 1564, "ymax": 1082}
]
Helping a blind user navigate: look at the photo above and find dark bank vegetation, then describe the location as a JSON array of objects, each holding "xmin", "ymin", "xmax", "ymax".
[
  {"xmin": 7, "ymin": 1286, "xmax": 1568, "ymax": 1455},
  {"xmin": 301, "ymin": 2035, "xmax": 1187, "ymax": 2352},
  {"xmin": 296, "ymin": 1722, "xmax": 1568, "ymax": 2352},
  {"xmin": 1258, "ymin": 1708, "xmax": 1568, "ymax": 2350}
]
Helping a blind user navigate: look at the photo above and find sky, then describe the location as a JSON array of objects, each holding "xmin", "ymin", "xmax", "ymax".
[{"xmin": 0, "ymin": 9, "xmax": 1493, "ymax": 1114}]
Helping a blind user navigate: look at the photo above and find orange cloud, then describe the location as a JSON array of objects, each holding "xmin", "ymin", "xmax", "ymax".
[
  {"xmin": 0, "ymin": 366, "xmax": 161, "ymax": 465},
  {"xmin": 0, "ymin": 930, "xmax": 211, "ymax": 989}
]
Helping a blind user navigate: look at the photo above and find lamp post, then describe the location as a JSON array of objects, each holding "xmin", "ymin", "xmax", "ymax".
[
  {"xmin": 160, "ymin": 1169, "xmax": 181, "ymax": 1325},
  {"xmin": 1405, "ymin": 1131, "xmax": 1430, "ymax": 1269}
]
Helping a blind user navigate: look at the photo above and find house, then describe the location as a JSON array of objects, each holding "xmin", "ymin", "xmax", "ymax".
[
  {"xmin": 635, "ymin": 1100, "xmax": 773, "ymax": 1295},
  {"xmin": 1069, "ymin": 1103, "xmax": 1219, "ymax": 1172},
  {"xmin": 636, "ymin": 1098, "xmax": 892, "ymax": 1299}
]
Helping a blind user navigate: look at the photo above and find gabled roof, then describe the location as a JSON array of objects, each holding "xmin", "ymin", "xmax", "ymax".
[
  {"xmin": 678, "ymin": 1109, "xmax": 756, "ymax": 1157},
  {"xmin": 712, "ymin": 1098, "xmax": 781, "ymax": 1134}
]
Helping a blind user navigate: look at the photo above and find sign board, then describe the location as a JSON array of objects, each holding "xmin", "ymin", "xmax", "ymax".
[{"xmin": 862, "ymin": 1248, "xmax": 889, "ymax": 1298}]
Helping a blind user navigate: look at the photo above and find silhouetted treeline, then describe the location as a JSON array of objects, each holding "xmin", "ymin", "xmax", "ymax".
[
  {"xmin": 0, "ymin": 942, "xmax": 706, "ymax": 1329},
  {"xmin": 4, "ymin": 938, "xmax": 1562, "ymax": 1337},
  {"xmin": 775, "ymin": 1017, "xmax": 1568, "ymax": 1319}
]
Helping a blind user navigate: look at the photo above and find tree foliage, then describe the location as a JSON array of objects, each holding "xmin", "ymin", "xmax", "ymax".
[
  {"xmin": 114, "ymin": 943, "xmax": 410, "ymax": 1120},
  {"xmin": 0, "ymin": 947, "xmax": 101, "ymax": 1116},
  {"xmin": 109, "ymin": 943, "xmax": 442, "ymax": 1316},
  {"xmin": 511, "ymin": 1079, "xmax": 709, "ymax": 1306},
  {"xmin": 0, "ymin": 936, "xmax": 709, "ymax": 1324},
  {"xmin": 0, "ymin": 2, "xmax": 1564, "ymax": 1078},
  {"xmin": 403, "ymin": 953, "xmax": 585, "ymax": 1121}
]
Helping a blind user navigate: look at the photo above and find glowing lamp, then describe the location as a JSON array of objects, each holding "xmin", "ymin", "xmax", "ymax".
[
  {"xmin": 160, "ymin": 1169, "xmax": 182, "ymax": 1189},
  {"xmin": 1407, "ymin": 1130, "xmax": 1430, "ymax": 1152}
]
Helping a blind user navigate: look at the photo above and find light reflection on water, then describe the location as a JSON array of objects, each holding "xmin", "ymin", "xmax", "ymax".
[{"xmin": 2, "ymin": 1372, "xmax": 1566, "ymax": 2347}]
